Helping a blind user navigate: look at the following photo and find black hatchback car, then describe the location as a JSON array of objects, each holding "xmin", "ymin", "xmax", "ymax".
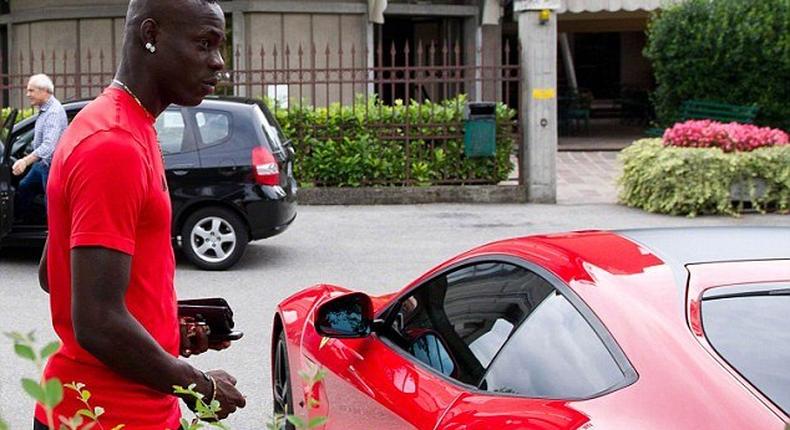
[{"xmin": 0, "ymin": 96, "xmax": 297, "ymax": 270}]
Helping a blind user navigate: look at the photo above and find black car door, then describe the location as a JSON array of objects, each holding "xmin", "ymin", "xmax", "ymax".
[
  {"xmin": 188, "ymin": 107, "xmax": 251, "ymax": 186},
  {"xmin": 154, "ymin": 107, "xmax": 201, "ymax": 222},
  {"xmin": 0, "ymin": 110, "xmax": 19, "ymax": 238}
]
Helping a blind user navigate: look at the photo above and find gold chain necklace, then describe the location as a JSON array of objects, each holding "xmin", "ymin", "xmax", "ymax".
[
  {"xmin": 112, "ymin": 79, "xmax": 156, "ymax": 122},
  {"xmin": 112, "ymin": 79, "xmax": 164, "ymax": 166}
]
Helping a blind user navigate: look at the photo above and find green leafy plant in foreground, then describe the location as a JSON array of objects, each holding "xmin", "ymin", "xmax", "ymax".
[
  {"xmin": 272, "ymin": 366, "xmax": 327, "ymax": 430},
  {"xmin": 173, "ymin": 384, "xmax": 229, "ymax": 430},
  {"xmin": 5, "ymin": 331, "xmax": 67, "ymax": 430},
  {"xmin": 4, "ymin": 332, "xmax": 326, "ymax": 430}
]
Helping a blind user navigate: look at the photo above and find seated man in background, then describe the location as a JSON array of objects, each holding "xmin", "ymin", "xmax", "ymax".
[{"xmin": 12, "ymin": 73, "xmax": 68, "ymax": 221}]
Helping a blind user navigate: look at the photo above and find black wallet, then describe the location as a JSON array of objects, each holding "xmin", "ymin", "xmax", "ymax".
[{"xmin": 177, "ymin": 297, "xmax": 244, "ymax": 342}]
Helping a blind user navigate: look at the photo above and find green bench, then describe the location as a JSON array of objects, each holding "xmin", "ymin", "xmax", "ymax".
[{"xmin": 646, "ymin": 100, "xmax": 759, "ymax": 137}]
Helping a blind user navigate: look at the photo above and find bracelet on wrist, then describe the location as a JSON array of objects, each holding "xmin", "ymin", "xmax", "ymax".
[{"xmin": 201, "ymin": 371, "xmax": 217, "ymax": 404}]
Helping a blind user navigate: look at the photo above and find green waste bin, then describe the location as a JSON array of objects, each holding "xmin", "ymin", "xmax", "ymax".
[{"xmin": 464, "ymin": 102, "xmax": 497, "ymax": 158}]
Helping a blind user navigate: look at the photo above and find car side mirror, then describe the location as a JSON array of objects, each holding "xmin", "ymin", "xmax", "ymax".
[{"xmin": 315, "ymin": 292, "xmax": 374, "ymax": 339}]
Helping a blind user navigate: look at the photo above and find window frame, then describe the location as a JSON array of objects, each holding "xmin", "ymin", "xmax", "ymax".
[
  {"xmin": 188, "ymin": 107, "xmax": 234, "ymax": 150},
  {"xmin": 700, "ymin": 282, "xmax": 790, "ymax": 416},
  {"xmin": 155, "ymin": 107, "xmax": 198, "ymax": 156},
  {"xmin": 374, "ymin": 254, "xmax": 638, "ymax": 399}
]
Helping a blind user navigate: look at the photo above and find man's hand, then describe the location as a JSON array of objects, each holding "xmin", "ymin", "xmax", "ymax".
[
  {"xmin": 205, "ymin": 370, "xmax": 246, "ymax": 419},
  {"xmin": 12, "ymin": 158, "xmax": 28, "ymax": 176},
  {"xmin": 180, "ymin": 317, "xmax": 231, "ymax": 357}
]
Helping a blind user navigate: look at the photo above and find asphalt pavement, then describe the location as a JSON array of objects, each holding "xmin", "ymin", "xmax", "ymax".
[{"xmin": 1, "ymin": 203, "xmax": 789, "ymax": 429}]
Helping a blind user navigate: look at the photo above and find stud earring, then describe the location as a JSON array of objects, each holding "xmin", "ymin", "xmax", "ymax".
[{"xmin": 145, "ymin": 42, "xmax": 156, "ymax": 54}]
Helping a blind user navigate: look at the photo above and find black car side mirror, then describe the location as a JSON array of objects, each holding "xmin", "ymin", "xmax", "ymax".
[{"xmin": 315, "ymin": 292, "xmax": 374, "ymax": 338}]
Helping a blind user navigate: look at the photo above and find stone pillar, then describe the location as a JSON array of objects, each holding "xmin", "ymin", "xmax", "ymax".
[
  {"xmin": 464, "ymin": 15, "xmax": 478, "ymax": 101},
  {"xmin": 232, "ymin": 10, "xmax": 247, "ymax": 97},
  {"xmin": 366, "ymin": 21, "xmax": 375, "ymax": 97},
  {"xmin": 515, "ymin": 1, "xmax": 558, "ymax": 203}
]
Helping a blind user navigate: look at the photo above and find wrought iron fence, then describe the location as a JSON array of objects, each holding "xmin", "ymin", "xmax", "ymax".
[
  {"xmin": 1, "ymin": 39, "xmax": 522, "ymax": 185},
  {"xmin": 0, "ymin": 49, "xmax": 115, "ymax": 107}
]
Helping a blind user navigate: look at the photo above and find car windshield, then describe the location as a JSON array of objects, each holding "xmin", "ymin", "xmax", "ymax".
[
  {"xmin": 253, "ymin": 104, "xmax": 286, "ymax": 154},
  {"xmin": 702, "ymin": 284, "xmax": 790, "ymax": 415}
]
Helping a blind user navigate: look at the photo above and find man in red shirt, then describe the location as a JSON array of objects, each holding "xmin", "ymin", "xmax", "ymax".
[{"xmin": 35, "ymin": 0, "xmax": 245, "ymax": 428}]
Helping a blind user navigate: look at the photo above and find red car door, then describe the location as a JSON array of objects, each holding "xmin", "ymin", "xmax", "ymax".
[
  {"xmin": 304, "ymin": 330, "xmax": 467, "ymax": 430},
  {"xmin": 304, "ymin": 260, "xmax": 599, "ymax": 430}
]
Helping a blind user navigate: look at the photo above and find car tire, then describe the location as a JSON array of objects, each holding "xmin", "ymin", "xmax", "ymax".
[
  {"xmin": 273, "ymin": 329, "xmax": 295, "ymax": 430},
  {"xmin": 181, "ymin": 207, "xmax": 248, "ymax": 271}
]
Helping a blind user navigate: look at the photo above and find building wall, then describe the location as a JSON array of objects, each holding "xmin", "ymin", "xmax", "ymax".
[
  {"xmin": 1, "ymin": 0, "xmax": 482, "ymax": 107},
  {"xmin": 8, "ymin": 18, "xmax": 121, "ymax": 104},
  {"xmin": 243, "ymin": 11, "xmax": 368, "ymax": 106},
  {"xmin": 9, "ymin": 0, "xmax": 125, "ymax": 11}
]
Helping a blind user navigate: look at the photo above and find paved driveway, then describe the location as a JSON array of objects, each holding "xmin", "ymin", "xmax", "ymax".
[
  {"xmin": 2, "ymin": 203, "xmax": 788, "ymax": 428},
  {"xmin": 558, "ymin": 151, "xmax": 622, "ymax": 204}
]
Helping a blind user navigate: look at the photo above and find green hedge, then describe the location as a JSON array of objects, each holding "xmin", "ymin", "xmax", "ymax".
[
  {"xmin": 269, "ymin": 95, "xmax": 516, "ymax": 187},
  {"xmin": 0, "ymin": 107, "xmax": 35, "ymax": 124},
  {"xmin": 644, "ymin": 0, "xmax": 790, "ymax": 130},
  {"xmin": 2, "ymin": 100, "xmax": 517, "ymax": 188},
  {"xmin": 618, "ymin": 139, "xmax": 790, "ymax": 216}
]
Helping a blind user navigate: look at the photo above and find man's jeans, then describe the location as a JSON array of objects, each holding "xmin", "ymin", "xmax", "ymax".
[{"xmin": 15, "ymin": 162, "xmax": 49, "ymax": 221}]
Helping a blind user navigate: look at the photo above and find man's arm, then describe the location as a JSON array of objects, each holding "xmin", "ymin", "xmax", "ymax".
[
  {"xmin": 12, "ymin": 153, "xmax": 40, "ymax": 176},
  {"xmin": 13, "ymin": 112, "xmax": 62, "ymax": 175},
  {"xmin": 71, "ymin": 247, "xmax": 245, "ymax": 417},
  {"xmin": 39, "ymin": 238, "xmax": 48, "ymax": 293}
]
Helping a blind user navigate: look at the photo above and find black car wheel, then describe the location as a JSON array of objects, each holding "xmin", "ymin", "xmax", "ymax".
[
  {"xmin": 273, "ymin": 329, "xmax": 295, "ymax": 429},
  {"xmin": 181, "ymin": 207, "xmax": 248, "ymax": 271}
]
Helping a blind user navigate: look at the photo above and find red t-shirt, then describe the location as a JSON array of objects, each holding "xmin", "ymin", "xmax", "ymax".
[{"xmin": 36, "ymin": 87, "xmax": 181, "ymax": 429}]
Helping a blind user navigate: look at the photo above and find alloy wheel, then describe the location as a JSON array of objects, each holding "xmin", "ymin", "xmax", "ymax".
[
  {"xmin": 273, "ymin": 332, "xmax": 294, "ymax": 429},
  {"xmin": 189, "ymin": 216, "xmax": 237, "ymax": 264}
]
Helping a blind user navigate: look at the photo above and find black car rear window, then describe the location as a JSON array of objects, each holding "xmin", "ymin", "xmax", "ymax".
[
  {"xmin": 702, "ymin": 285, "xmax": 790, "ymax": 415},
  {"xmin": 253, "ymin": 105, "xmax": 285, "ymax": 154}
]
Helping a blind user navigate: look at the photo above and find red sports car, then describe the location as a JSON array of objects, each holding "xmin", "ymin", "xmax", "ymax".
[{"xmin": 271, "ymin": 228, "xmax": 790, "ymax": 429}]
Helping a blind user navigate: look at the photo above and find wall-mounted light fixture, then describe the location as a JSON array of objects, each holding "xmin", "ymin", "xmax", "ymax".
[{"xmin": 539, "ymin": 9, "xmax": 551, "ymax": 25}]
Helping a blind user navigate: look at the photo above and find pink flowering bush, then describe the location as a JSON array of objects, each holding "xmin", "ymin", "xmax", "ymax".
[{"xmin": 663, "ymin": 120, "xmax": 789, "ymax": 152}]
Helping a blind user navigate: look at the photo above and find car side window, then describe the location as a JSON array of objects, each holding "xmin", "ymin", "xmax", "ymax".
[
  {"xmin": 384, "ymin": 262, "xmax": 554, "ymax": 386},
  {"xmin": 481, "ymin": 291, "xmax": 625, "ymax": 399},
  {"xmin": 195, "ymin": 110, "xmax": 230, "ymax": 147},
  {"xmin": 155, "ymin": 110, "xmax": 187, "ymax": 155},
  {"xmin": 701, "ymin": 284, "xmax": 790, "ymax": 415}
]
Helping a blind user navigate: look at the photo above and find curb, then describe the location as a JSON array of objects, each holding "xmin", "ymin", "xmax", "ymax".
[{"xmin": 298, "ymin": 185, "xmax": 528, "ymax": 205}]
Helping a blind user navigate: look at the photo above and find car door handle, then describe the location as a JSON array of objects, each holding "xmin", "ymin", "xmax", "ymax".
[
  {"xmin": 169, "ymin": 163, "xmax": 194, "ymax": 176},
  {"xmin": 218, "ymin": 166, "xmax": 237, "ymax": 177}
]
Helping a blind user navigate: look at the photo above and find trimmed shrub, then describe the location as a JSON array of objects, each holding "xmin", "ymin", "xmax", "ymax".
[
  {"xmin": 619, "ymin": 139, "xmax": 790, "ymax": 216},
  {"xmin": 644, "ymin": 0, "xmax": 790, "ymax": 130},
  {"xmin": 269, "ymin": 95, "xmax": 516, "ymax": 187},
  {"xmin": 664, "ymin": 120, "xmax": 789, "ymax": 152}
]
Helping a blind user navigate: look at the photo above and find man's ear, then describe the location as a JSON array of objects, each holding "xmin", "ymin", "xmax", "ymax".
[{"xmin": 139, "ymin": 18, "xmax": 159, "ymax": 48}]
